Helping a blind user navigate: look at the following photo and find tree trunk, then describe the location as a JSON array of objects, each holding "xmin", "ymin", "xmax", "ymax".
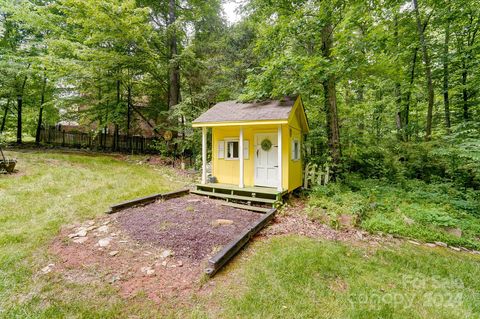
[
  {"xmin": 458, "ymin": 15, "xmax": 478, "ymax": 121},
  {"xmin": 114, "ymin": 79, "xmax": 121, "ymax": 151},
  {"xmin": 35, "ymin": 73, "xmax": 47, "ymax": 145},
  {"xmin": 16, "ymin": 69, "xmax": 29, "ymax": 144},
  {"xmin": 16, "ymin": 94, "xmax": 22, "ymax": 144},
  {"xmin": 393, "ymin": 14, "xmax": 403, "ymax": 137},
  {"xmin": 443, "ymin": 21, "xmax": 451, "ymax": 133},
  {"xmin": 321, "ymin": 22, "xmax": 341, "ymax": 175},
  {"xmin": 357, "ymin": 84, "xmax": 365, "ymax": 135},
  {"xmin": 0, "ymin": 98, "xmax": 10, "ymax": 133},
  {"xmin": 461, "ymin": 64, "xmax": 468, "ymax": 120},
  {"xmin": 114, "ymin": 124, "xmax": 119, "ymax": 151},
  {"xmin": 127, "ymin": 85, "xmax": 132, "ymax": 150},
  {"xmin": 413, "ymin": 0, "xmax": 434, "ymax": 141},
  {"xmin": 168, "ymin": 0, "xmax": 180, "ymax": 109},
  {"xmin": 404, "ymin": 48, "xmax": 418, "ymax": 141}
]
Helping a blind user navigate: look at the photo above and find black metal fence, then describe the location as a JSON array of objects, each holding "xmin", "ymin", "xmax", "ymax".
[{"xmin": 39, "ymin": 127, "xmax": 158, "ymax": 153}]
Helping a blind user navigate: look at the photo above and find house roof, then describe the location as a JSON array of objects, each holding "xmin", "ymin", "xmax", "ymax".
[{"xmin": 193, "ymin": 96, "xmax": 297, "ymax": 124}]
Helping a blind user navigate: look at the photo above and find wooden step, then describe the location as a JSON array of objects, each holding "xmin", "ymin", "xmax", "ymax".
[
  {"xmin": 191, "ymin": 190, "xmax": 276, "ymax": 204},
  {"xmin": 219, "ymin": 201, "xmax": 271, "ymax": 213},
  {"xmin": 196, "ymin": 183, "xmax": 282, "ymax": 196}
]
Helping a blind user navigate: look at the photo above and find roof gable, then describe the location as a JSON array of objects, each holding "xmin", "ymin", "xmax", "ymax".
[
  {"xmin": 289, "ymin": 96, "xmax": 309, "ymax": 133},
  {"xmin": 192, "ymin": 96, "xmax": 309, "ymax": 133},
  {"xmin": 193, "ymin": 96, "xmax": 297, "ymax": 124}
]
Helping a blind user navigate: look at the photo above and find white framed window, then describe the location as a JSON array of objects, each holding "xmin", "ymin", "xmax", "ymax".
[
  {"xmin": 218, "ymin": 139, "xmax": 249, "ymax": 160},
  {"xmin": 227, "ymin": 140, "xmax": 239, "ymax": 159},
  {"xmin": 292, "ymin": 138, "xmax": 300, "ymax": 161}
]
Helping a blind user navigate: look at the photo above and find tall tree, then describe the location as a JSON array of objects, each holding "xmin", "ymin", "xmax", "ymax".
[
  {"xmin": 167, "ymin": 0, "xmax": 180, "ymax": 109},
  {"xmin": 0, "ymin": 97, "xmax": 10, "ymax": 133},
  {"xmin": 413, "ymin": 0, "xmax": 434, "ymax": 140},
  {"xmin": 443, "ymin": 14, "xmax": 451, "ymax": 133},
  {"xmin": 35, "ymin": 71, "xmax": 47, "ymax": 144},
  {"xmin": 321, "ymin": 21, "xmax": 341, "ymax": 170},
  {"xmin": 16, "ymin": 71, "xmax": 28, "ymax": 144},
  {"xmin": 454, "ymin": 8, "xmax": 479, "ymax": 121}
]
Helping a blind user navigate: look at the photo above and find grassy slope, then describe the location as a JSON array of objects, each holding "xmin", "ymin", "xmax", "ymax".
[
  {"xmin": 308, "ymin": 179, "xmax": 480, "ymax": 249},
  {"xmin": 213, "ymin": 236, "xmax": 480, "ymax": 319},
  {"xmin": 0, "ymin": 150, "xmax": 188, "ymax": 317},
  {"xmin": 1, "ymin": 150, "xmax": 479, "ymax": 318}
]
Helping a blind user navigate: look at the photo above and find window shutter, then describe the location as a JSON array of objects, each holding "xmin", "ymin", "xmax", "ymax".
[
  {"xmin": 243, "ymin": 140, "xmax": 249, "ymax": 160},
  {"xmin": 218, "ymin": 140, "xmax": 225, "ymax": 159}
]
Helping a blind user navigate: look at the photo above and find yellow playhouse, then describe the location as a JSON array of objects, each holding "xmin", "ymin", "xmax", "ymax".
[{"xmin": 191, "ymin": 96, "xmax": 308, "ymax": 211}]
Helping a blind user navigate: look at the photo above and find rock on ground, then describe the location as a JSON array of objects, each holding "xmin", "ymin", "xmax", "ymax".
[
  {"xmin": 140, "ymin": 266, "xmax": 155, "ymax": 276},
  {"xmin": 445, "ymin": 227, "xmax": 462, "ymax": 238},
  {"xmin": 73, "ymin": 237, "xmax": 88, "ymax": 244},
  {"xmin": 98, "ymin": 237, "xmax": 112, "ymax": 247},
  {"xmin": 435, "ymin": 241, "xmax": 448, "ymax": 247},
  {"xmin": 159, "ymin": 249, "xmax": 172, "ymax": 259},
  {"xmin": 97, "ymin": 225, "xmax": 109, "ymax": 233},
  {"xmin": 68, "ymin": 227, "xmax": 88, "ymax": 238},
  {"xmin": 41, "ymin": 264, "xmax": 55, "ymax": 274},
  {"xmin": 212, "ymin": 219, "xmax": 234, "ymax": 226}
]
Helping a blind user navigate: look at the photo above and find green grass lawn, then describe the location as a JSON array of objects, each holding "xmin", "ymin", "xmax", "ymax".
[
  {"xmin": 1, "ymin": 150, "xmax": 479, "ymax": 318},
  {"xmin": 212, "ymin": 236, "xmax": 480, "ymax": 319},
  {"xmin": 0, "ymin": 149, "xmax": 189, "ymax": 317}
]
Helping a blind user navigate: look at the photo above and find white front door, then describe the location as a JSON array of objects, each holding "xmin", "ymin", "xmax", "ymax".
[{"xmin": 254, "ymin": 133, "xmax": 278, "ymax": 188}]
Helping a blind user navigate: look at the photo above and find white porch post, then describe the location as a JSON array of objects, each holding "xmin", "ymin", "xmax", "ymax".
[
  {"xmin": 277, "ymin": 125, "xmax": 283, "ymax": 191},
  {"xmin": 201, "ymin": 126, "xmax": 207, "ymax": 184},
  {"xmin": 239, "ymin": 127, "xmax": 244, "ymax": 188}
]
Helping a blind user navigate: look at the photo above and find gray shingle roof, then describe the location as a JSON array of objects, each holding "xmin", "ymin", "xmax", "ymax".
[{"xmin": 193, "ymin": 97, "xmax": 297, "ymax": 123}]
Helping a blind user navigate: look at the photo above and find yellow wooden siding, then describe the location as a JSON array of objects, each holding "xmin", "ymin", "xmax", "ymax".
[
  {"xmin": 207, "ymin": 96, "xmax": 307, "ymax": 192},
  {"xmin": 288, "ymin": 125, "xmax": 303, "ymax": 190},
  {"xmin": 212, "ymin": 125, "xmax": 290, "ymax": 190},
  {"xmin": 211, "ymin": 121, "xmax": 304, "ymax": 191}
]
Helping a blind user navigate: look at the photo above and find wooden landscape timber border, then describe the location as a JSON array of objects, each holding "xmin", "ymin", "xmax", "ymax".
[
  {"xmin": 106, "ymin": 188, "xmax": 277, "ymax": 277},
  {"xmin": 205, "ymin": 207, "xmax": 276, "ymax": 277},
  {"xmin": 107, "ymin": 188, "xmax": 190, "ymax": 214}
]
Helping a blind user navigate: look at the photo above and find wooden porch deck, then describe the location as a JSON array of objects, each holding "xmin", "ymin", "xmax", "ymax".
[{"xmin": 192, "ymin": 183, "xmax": 287, "ymax": 213}]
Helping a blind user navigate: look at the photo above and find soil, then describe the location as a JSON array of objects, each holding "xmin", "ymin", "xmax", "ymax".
[
  {"xmin": 259, "ymin": 197, "xmax": 390, "ymax": 248},
  {"xmin": 49, "ymin": 194, "xmax": 262, "ymax": 303},
  {"xmin": 48, "ymin": 196, "xmax": 474, "ymax": 306},
  {"xmin": 116, "ymin": 195, "xmax": 261, "ymax": 261}
]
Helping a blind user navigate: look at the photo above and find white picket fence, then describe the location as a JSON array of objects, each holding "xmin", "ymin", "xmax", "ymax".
[{"xmin": 303, "ymin": 162, "xmax": 330, "ymax": 189}]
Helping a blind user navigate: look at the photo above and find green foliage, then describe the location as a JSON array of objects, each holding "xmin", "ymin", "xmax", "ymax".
[
  {"xmin": 344, "ymin": 144, "xmax": 401, "ymax": 181},
  {"xmin": 341, "ymin": 122, "xmax": 480, "ymax": 189},
  {"xmin": 308, "ymin": 178, "xmax": 480, "ymax": 249}
]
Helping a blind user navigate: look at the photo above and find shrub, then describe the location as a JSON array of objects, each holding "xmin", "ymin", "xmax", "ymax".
[
  {"xmin": 344, "ymin": 145, "xmax": 401, "ymax": 181},
  {"xmin": 307, "ymin": 179, "xmax": 480, "ymax": 249}
]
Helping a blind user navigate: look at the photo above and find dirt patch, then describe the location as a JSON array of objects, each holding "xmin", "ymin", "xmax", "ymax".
[
  {"xmin": 49, "ymin": 194, "xmax": 262, "ymax": 304},
  {"xmin": 46, "ymin": 195, "xmax": 479, "ymax": 307},
  {"xmin": 0, "ymin": 169, "xmax": 25, "ymax": 177},
  {"xmin": 259, "ymin": 197, "xmax": 395, "ymax": 248},
  {"xmin": 116, "ymin": 195, "xmax": 261, "ymax": 261},
  {"xmin": 263, "ymin": 197, "xmax": 480, "ymax": 255}
]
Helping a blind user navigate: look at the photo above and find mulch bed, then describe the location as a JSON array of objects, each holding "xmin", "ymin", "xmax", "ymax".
[
  {"xmin": 47, "ymin": 194, "xmax": 263, "ymax": 304},
  {"xmin": 43, "ymin": 195, "xmax": 479, "ymax": 307},
  {"xmin": 116, "ymin": 194, "xmax": 261, "ymax": 261}
]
